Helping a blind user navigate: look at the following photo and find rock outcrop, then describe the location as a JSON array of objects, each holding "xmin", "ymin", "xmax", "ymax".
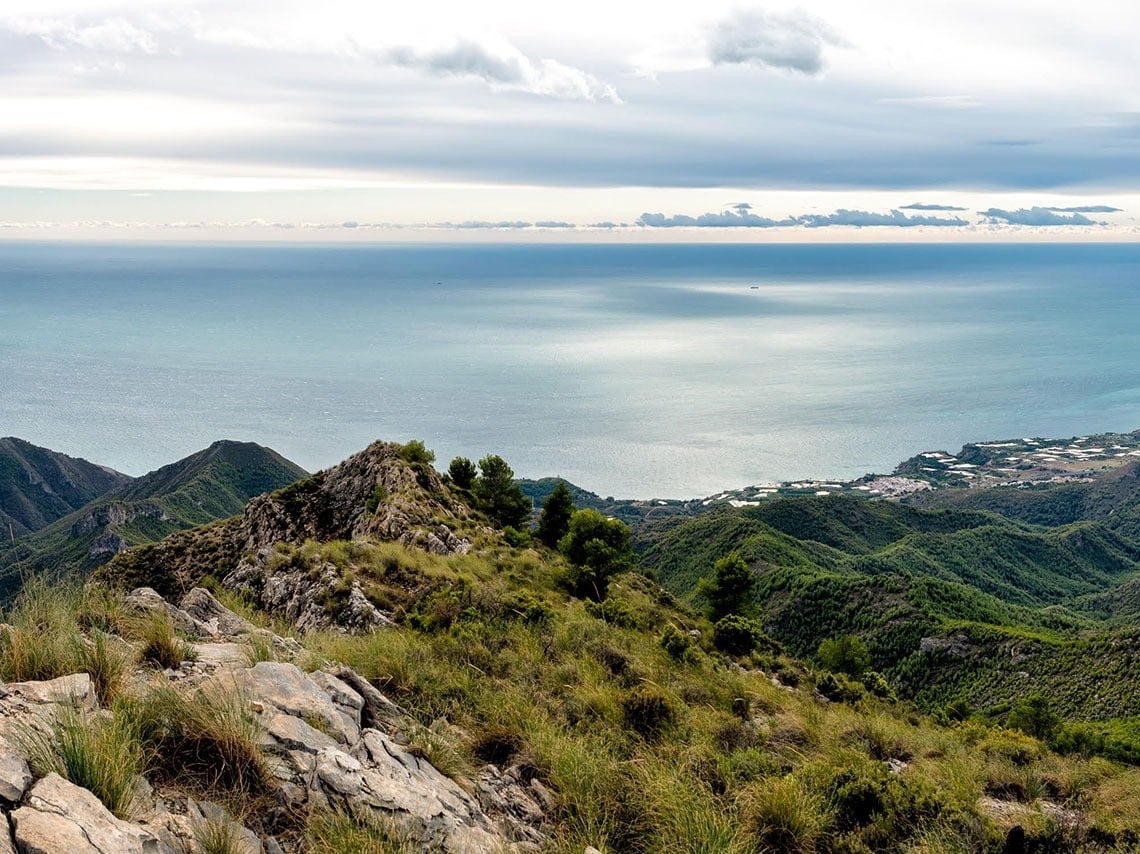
[
  {"xmin": 237, "ymin": 441, "xmax": 472, "ymax": 556},
  {"xmin": 0, "ymin": 588, "xmax": 550, "ymax": 853}
]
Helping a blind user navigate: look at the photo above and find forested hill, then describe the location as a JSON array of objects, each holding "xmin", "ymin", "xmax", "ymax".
[
  {"xmin": 0, "ymin": 437, "xmax": 131, "ymax": 538},
  {"xmin": 636, "ymin": 494, "xmax": 1140, "ymax": 720}
]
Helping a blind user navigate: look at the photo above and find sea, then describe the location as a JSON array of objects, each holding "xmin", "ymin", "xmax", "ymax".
[{"xmin": 2, "ymin": 241, "xmax": 1139, "ymax": 498}]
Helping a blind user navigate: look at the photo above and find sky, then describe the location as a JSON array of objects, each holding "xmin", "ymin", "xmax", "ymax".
[{"xmin": 2, "ymin": 0, "xmax": 1139, "ymax": 241}]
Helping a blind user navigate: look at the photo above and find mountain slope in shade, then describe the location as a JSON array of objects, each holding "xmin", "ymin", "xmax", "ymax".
[
  {"xmin": 0, "ymin": 437, "xmax": 132, "ymax": 539},
  {"xmin": 0, "ymin": 440, "xmax": 307, "ymax": 596}
]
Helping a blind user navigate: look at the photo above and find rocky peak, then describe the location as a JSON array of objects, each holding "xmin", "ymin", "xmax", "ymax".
[{"xmin": 239, "ymin": 441, "xmax": 472, "ymax": 555}]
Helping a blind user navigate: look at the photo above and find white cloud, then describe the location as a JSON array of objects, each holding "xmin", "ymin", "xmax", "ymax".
[
  {"xmin": 3, "ymin": 15, "xmax": 158, "ymax": 53},
  {"xmin": 370, "ymin": 39, "xmax": 621, "ymax": 102},
  {"xmin": 707, "ymin": 8, "xmax": 844, "ymax": 75}
]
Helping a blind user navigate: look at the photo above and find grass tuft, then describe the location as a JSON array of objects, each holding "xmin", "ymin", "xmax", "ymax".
[
  {"xmin": 305, "ymin": 809, "xmax": 418, "ymax": 853},
  {"xmin": 18, "ymin": 704, "xmax": 147, "ymax": 820},
  {"xmin": 132, "ymin": 610, "xmax": 197, "ymax": 669}
]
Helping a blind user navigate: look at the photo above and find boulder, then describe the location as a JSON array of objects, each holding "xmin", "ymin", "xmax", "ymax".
[
  {"xmin": 179, "ymin": 588, "xmax": 256, "ymax": 637},
  {"xmin": 11, "ymin": 773, "xmax": 173, "ymax": 853},
  {"xmin": 213, "ymin": 662, "xmax": 359, "ymax": 744},
  {"xmin": 0, "ymin": 735, "xmax": 33, "ymax": 803},
  {"xmin": 126, "ymin": 587, "xmax": 212, "ymax": 639},
  {"xmin": 5, "ymin": 673, "xmax": 94, "ymax": 710}
]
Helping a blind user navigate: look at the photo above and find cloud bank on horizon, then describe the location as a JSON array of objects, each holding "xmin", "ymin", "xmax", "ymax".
[{"xmin": 0, "ymin": 0, "xmax": 1137, "ymax": 237}]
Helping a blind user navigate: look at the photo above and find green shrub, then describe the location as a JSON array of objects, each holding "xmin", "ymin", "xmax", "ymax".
[
  {"xmin": 818, "ymin": 635, "xmax": 871, "ymax": 678},
  {"xmin": 398, "ymin": 440, "xmax": 435, "ymax": 466},
  {"xmin": 365, "ymin": 483, "xmax": 389, "ymax": 513},
  {"xmin": 713, "ymin": 614, "xmax": 768, "ymax": 656},
  {"xmin": 698, "ymin": 551, "xmax": 757, "ymax": 620},
  {"xmin": 862, "ymin": 671, "xmax": 896, "ymax": 701},
  {"xmin": 1009, "ymin": 693, "xmax": 1061, "ymax": 741},
  {"xmin": 559, "ymin": 510, "xmax": 635, "ymax": 600},
  {"xmin": 503, "ymin": 526, "xmax": 532, "ymax": 548},
  {"xmin": 659, "ymin": 623, "xmax": 694, "ymax": 662}
]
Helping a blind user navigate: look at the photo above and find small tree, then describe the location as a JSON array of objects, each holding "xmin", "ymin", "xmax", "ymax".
[
  {"xmin": 474, "ymin": 454, "xmax": 532, "ymax": 529},
  {"xmin": 1009, "ymin": 693, "xmax": 1061, "ymax": 741},
  {"xmin": 448, "ymin": 457, "xmax": 477, "ymax": 490},
  {"xmin": 818, "ymin": 634, "xmax": 871, "ymax": 678},
  {"xmin": 398, "ymin": 440, "xmax": 435, "ymax": 466},
  {"xmin": 537, "ymin": 481, "xmax": 575, "ymax": 548},
  {"xmin": 558, "ymin": 509, "xmax": 635, "ymax": 600},
  {"xmin": 697, "ymin": 551, "xmax": 757, "ymax": 620}
]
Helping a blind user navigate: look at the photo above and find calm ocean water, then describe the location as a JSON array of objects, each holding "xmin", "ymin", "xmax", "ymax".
[{"xmin": 2, "ymin": 241, "xmax": 1139, "ymax": 497}]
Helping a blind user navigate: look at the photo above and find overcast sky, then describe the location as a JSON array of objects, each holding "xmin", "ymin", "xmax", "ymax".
[{"xmin": 3, "ymin": 0, "xmax": 1139, "ymax": 240}]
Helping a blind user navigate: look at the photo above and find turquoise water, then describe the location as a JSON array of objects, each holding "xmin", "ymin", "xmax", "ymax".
[{"xmin": 2, "ymin": 242, "xmax": 1139, "ymax": 497}]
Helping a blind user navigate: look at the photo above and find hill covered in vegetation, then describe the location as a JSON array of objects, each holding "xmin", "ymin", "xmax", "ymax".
[
  {"xmin": 0, "ymin": 437, "xmax": 131, "ymax": 538},
  {"xmin": 0, "ymin": 434, "xmax": 1137, "ymax": 850},
  {"xmin": 0, "ymin": 440, "xmax": 306, "ymax": 597}
]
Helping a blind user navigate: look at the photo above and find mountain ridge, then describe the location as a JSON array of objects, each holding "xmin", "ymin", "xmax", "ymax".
[
  {"xmin": 0, "ymin": 437, "xmax": 132, "ymax": 538},
  {"xmin": 0, "ymin": 439, "xmax": 306, "ymax": 597}
]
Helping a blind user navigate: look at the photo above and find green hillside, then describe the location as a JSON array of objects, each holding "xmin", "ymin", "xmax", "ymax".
[
  {"xmin": 637, "ymin": 495, "xmax": 1140, "ymax": 720},
  {"xmin": 0, "ymin": 440, "xmax": 306, "ymax": 597},
  {"xmin": 75, "ymin": 437, "xmax": 1140, "ymax": 852},
  {"xmin": 0, "ymin": 437, "xmax": 131, "ymax": 538}
]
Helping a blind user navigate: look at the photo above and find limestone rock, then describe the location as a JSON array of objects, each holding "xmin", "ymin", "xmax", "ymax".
[
  {"xmin": 179, "ymin": 587, "xmax": 256, "ymax": 637},
  {"xmin": 6, "ymin": 673, "xmax": 94, "ymax": 710},
  {"xmin": 0, "ymin": 734, "xmax": 33, "ymax": 803},
  {"xmin": 223, "ymin": 554, "xmax": 391, "ymax": 634},
  {"xmin": 330, "ymin": 667, "xmax": 406, "ymax": 730},
  {"xmin": 11, "ymin": 773, "xmax": 172, "ymax": 853},
  {"xmin": 212, "ymin": 662, "xmax": 359, "ymax": 744},
  {"xmin": 126, "ymin": 587, "xmax": 212, "ymax": 639}
]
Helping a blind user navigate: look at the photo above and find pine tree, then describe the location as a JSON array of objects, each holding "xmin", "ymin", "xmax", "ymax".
[{"xmin": 537, "ymin": 481, "xmax": 575, "ymax": 548}]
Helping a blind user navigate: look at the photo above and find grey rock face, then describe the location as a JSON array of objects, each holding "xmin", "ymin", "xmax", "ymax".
[
  {"xmin": 126, "ymin": 587, "xmax": 211, "ymax": 638},
  {"xmin": 213, "ymin": 662, "xmax": 361, "ymax": 745},
  {"xmin": 223, "ymin": 553, "xmax": 391, "ymax": 634},
  {"xmin": 0, "ymin": 735, "xmax": 32, "ymax": 803},
  {"xmin": 179, "ymin": 587, "xmax": 256, "ymax": 637},
  {"xmin": 5, "ymin": 673, "xmax": 94, "ymax": 710},
  {"xmin": 11, "ymin": 774, "xmax": 172, "ymax": 853}
]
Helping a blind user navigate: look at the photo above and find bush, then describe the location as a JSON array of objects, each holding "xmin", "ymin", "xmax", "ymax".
[
  {"xmin": 1009, "ymin": 693, "xmax": 1061, "ymax": 742},
  {"xmin": 365, "ymin": 483, "xmax": 389, "ymax": 513},
  {"xmin": 503, "ymin": 526, "xmax": 532, "ymax": 548},
  {"xmin": 398, "ymin": 440, "xmax": 435, "ymax": 466},
  {"xmin": 559, "ymin": 509, "xmax": 635, "ymax": 600},
  {"xmin": 698, "ymin": 551, "xmax": 757, "ymax": 620},
  {"xmin": 713, "ymin": 614, "xmax": 768, "ymax": 656},
  {"xmin": 659, "ymin": 623, "xmax": 693, "ymax": 662},
  {"xmin": 818, "ymin": 635, "xmax": 871, "ymax": 678}
]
